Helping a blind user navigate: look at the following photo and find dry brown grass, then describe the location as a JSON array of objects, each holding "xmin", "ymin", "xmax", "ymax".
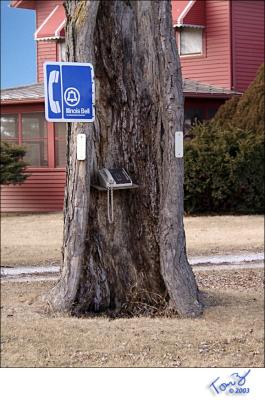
[
  {"xmin": 184, "ymin": 215, "xmax": 264, "ymax": 256},
  {"xmin": 1, "ymin": 213, "xmax": 264, "ymax": 367},
  {"xmin": 1, "ymin": 213, "xmax": 63, "ymax": 266},
  {"xmin": 1, "ymin": 269, "xmax": 264, "ymax": 368},
  {"xmin": 1, "ymin": 213, "xmax": 264, "ymax": 266}
]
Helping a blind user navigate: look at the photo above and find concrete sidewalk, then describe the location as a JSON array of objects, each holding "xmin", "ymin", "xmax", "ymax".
[{"xmin": 1, "ymin": 251, "xmax": 264, "ymax": 282}]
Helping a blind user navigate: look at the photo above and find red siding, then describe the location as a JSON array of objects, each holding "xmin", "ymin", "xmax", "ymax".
[
  {"xmin": 1, "ymin": 170, "xmax": 65, "ymax": 212},
  {"xmin": 37, "ymin": 41, "xmax": 58, "ymax": 82},
  {"xmin": 35, "ymin": 0, "xmax": 63, "ymax": 82},
  {"xmin": 178, "ymin": 0, "xmax": 232, "ymax": 89},
  {"xmin": 231, "ymin": 0, "xmax": 264, "ymax": 92}
]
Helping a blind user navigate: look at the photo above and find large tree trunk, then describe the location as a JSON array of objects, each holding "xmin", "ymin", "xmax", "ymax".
[{"xmin": 47, "ymin": 0, "xmax": 203, "ymax": 317}]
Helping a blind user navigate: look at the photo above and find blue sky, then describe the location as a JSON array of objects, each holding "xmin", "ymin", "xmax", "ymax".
[{"xmin": 1, "ymin": 0, "xmax": 36, "ymax": 88}]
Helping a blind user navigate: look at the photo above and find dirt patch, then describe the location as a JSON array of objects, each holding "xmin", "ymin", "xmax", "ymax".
[
  {"xmin": 1, "ymin": 269, "xmax": 264, "ymax": 367},
  {"xmin": 1, "ymin": 213, "xmax": 264, "ymax": 266}
]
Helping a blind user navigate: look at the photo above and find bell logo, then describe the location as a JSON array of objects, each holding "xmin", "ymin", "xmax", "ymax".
[{"xmin": 64, "ymin": 87, "xmax": 80, "ymax": 107}]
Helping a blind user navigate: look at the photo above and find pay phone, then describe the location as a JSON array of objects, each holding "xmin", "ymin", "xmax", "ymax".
[
  {"xmin": 98, "ymin": 168, "xmax": 132, "ymax": 188},
  {"xmin": 98, "ymin": 168, "xmax": 133, "ymax": 224}
]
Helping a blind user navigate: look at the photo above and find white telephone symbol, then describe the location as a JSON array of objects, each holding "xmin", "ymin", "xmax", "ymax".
[{"xmin": 48, "ymin": 70, "xmax": 61, "ymax": 114}]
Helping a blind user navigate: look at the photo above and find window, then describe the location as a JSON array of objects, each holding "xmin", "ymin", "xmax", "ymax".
[
  {"xmin": 180, "ymin": 27, "xmax": 203, "ymax": 56},
  {"xmin": 1, "ymin": 112, "xmax": 48, "ymax": 167},
  {"xmin": 0, "ymin": 115, "xmax": 18, "ymax": 144},
  {"xmin": 22, "ymin": 113, "xmax": 48, "ymax": 167},
  {"xmin": 1, "ymin": 112, "xmax": 67, "ymax": 169},
  {"xmin": 55, "ymin": 122, "xmax": 66, "ymax": 167}
]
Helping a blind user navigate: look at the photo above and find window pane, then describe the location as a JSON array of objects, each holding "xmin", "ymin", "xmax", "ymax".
[
  {"xmin": 22, "ymin": 113, "xmax": 48, "ymax": 167},
  {"xmin": 55, "ymin": 122, "xmax": 66, "ymax": 167},
  {"xmin": 23, "ymin": 141, "xmax": 48, "ymax": 167},
  {"xmin": 180, "ymin": 28, "xmax": 203, "ymax": 55},
  {"xmin": 22, "ymin": 113, "xmax": 46, "ymax": 139},
  {"xmin": 0, "ymin": 114, "xmax": 18, "ymax": 141}
]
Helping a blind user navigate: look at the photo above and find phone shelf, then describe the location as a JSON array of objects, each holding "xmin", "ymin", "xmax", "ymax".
[{"xmin": 91, "ymin": 184, "xmax": 139, "ymax": 191}]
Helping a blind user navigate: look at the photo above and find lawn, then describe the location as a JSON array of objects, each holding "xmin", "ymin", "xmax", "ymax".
[
  {"xmin": 1, "ymin": 213, "xmax": 264, "ymax": 367},
  {"xmin": 1, "ymin": 268, "xmax": 263, "ymax": 367},
  {"xmin": 1, "ymin": 213, "xmax": 264, "ymax": 266}
]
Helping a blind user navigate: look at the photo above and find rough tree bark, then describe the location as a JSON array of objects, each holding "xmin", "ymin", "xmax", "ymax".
[{"xmin": 46, "ymin": 0, "xmax": 203, "ymax": 317}]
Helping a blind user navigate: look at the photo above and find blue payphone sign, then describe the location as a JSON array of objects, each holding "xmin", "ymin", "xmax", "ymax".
[{"xmin": 44, "ymin": 62, "xmax": 95, "ymax": 122}]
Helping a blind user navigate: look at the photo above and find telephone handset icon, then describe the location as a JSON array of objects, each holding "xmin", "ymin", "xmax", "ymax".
[{"xmin": 48, "ymin": 70, "xmax": 61, "ymax": 114}]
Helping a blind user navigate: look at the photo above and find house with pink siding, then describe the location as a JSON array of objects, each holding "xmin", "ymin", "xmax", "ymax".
[
  {"xmin": 0, "ymin": 0, "xmax": 264, "ymax": 212},
  {"xmin": 172, "ymin": 0, "xmax": 264, "ymax": 92}
]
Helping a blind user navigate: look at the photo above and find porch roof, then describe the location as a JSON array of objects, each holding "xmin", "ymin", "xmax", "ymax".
[
  {"xmin": 183, "ymin": 79, "xmax": 241, "ymax": 98},
  {"xmin": 0, "ymin": 80, "xmax": 241, "ymax": 105},
  {"xmin": 34, "ymin": 4, "xmax": 66, "ymax": 41},
  {"xmin": 10, "ymin": 0, "xmax": 35, "ymax": 9},
  {"xmin": 172, "ymin": 0, "xmax": 206, "ymax": 28}
]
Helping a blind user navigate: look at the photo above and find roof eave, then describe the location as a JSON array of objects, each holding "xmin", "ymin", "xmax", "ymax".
[
  {"xmin": 184, "ymin": 92, "xmax": 241, "ymax": 98},
  {"xmin": 1, "ymin": 94, "xmax": 239, "ymax": 104},
  {"xmin": 35, "ymin": 36, "xmax": 65, "ymax": 42},
  {"xmin": 1, "ymin": 98, "xmax": 44, "ymax": 105},
  {"xmin": 173, "ymin": 24, "xmax": 205, "ymax": 29}
]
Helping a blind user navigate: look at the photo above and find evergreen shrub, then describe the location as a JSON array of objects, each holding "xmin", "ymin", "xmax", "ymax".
[
  {"xmin": 0, "ymin": 141, "xmax": 29, "ymax": 185},
  {"xmin": 184, "ymin": 64, "xmax": 264, "ymax": 214}
]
